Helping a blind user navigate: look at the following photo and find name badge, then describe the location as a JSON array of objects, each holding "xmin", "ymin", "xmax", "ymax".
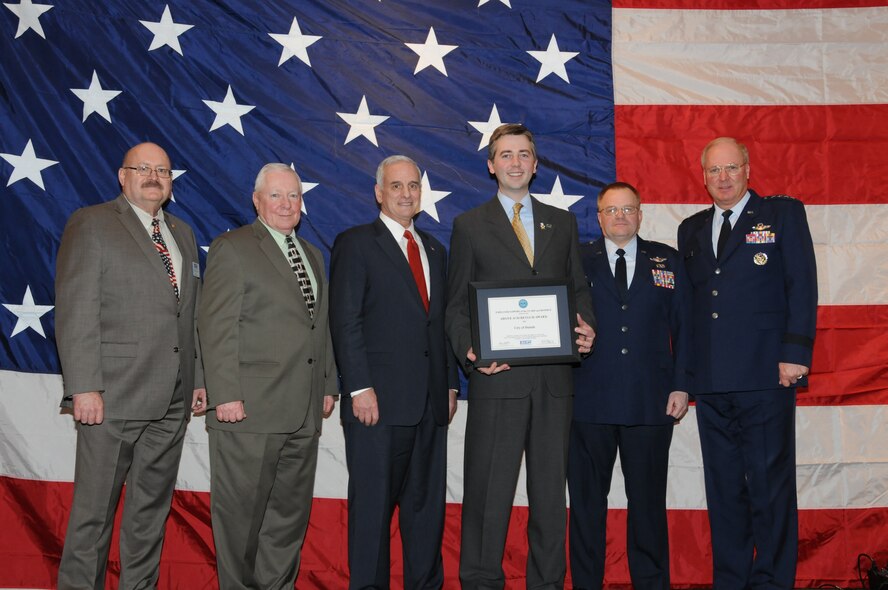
[
  {"xmin": 651, "ymin": 269, "xmax": 675, "ymax": 289},
  {"xmin": 192, "ymin": 261, "xmax": 201, "ymax": 278}
]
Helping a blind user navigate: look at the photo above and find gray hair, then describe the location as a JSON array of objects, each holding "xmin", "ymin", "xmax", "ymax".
[
  {"xmin": 701, "ymin": 137, "xmax": 749, "ymax": 167},
  {"xmin": 254, "ymin": 163, "xmax": 301, "ymax": 193},
  {"xmin": 375, "ymin": 155, "xmax": 421, "ymax": 186}
]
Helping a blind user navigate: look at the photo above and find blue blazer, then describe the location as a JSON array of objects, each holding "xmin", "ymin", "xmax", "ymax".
[
  {"xmin": 677, "ymin": 190, "xmax": 818, "ymax": 394},
  {"xmin": 573, "ymin": 237, "xmax": 692, "ymax": 425},
  {"xmin": 330, "ymin": 218, "xmax": 457, "ymax": 427}
]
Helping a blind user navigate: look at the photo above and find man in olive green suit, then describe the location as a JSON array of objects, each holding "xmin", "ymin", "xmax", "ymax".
[
  {"xmin": 199, "ymin": 163, "xmax": 337, "ymax": 590},
  {"xmin": 55, "ymin": 142, "xmax": 206, "ymax": 589}
]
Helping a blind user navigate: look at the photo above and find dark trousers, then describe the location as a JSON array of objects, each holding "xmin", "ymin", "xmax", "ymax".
[
  {"xmin": 58, "ymin": 390, "xmax": 187, "ymax": 590},
  {"xmin": 459, "ymin": 386, "xmax": 572, "ymax": 590},
  {"xmin": 568, "ymin": 421, "xmax": 673, "ymax": 590},
  {"xmin": 343, "ymin": 398, "xmax": 447, "ymax": 590},
  {"xmin": 696, "ymin": 388, "xmax": 798, "ymax": 590}
]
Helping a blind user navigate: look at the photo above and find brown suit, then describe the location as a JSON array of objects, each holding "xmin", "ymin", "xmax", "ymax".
[
  {"xmin": 55, "ymin": 193, "xmax": 202, "ymax": 589},
  {"xmin": 199, "ymin": 219, "xmax": 337, "ymax": 589}
]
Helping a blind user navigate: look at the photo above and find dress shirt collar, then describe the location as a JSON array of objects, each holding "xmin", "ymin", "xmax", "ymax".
[{"xmin": 379, "ymin": 212, "xmax": 419, "ymax": 244}]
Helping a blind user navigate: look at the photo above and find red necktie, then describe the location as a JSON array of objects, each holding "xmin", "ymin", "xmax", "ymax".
[{"xmin": 404, "ymin": 230, "xmax": 429, "ymax": 312}]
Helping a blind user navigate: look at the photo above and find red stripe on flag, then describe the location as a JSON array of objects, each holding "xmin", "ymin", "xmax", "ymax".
[
  {"xmin": 3, "ymin": 477, "xmax": 887, "ymax": 589},
  {"xmin": 803, "ymin": 305, "xmax": 888, "ymax": 405},
  {"xmin": 613, "ymin": 0, "xmax": 888, "ymax": 9},
  {"xmin": 615, "ymin": 105, "xmax": 888, "ymax": 204}
]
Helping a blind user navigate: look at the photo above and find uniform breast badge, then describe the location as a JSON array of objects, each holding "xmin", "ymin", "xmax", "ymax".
[
  {"xmin": 746, "ymin": 223, "xmax": 776, "ymax": 244},
  {"xmin": 753, "ymin": 252, "xmax": 769, "ymax": 266},
  {"xmin": 650, "ymin": 256, "xmax": 667, "ymax": 269},
  {"xmin": 651, "ymin": 269, "xmax": 675, "ymax": 288}
]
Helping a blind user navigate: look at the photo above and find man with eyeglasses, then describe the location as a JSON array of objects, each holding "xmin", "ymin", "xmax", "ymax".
[
  {"xmin": 677, "ymin": 137, "xmax": 817, "ymax": 589},
  {"xmin": 568, "ymin": 182, "xmax": 691, "ymax": 590},
  {"xmin": 55, "ymin": 142, "xmax": 206, "ymax": 588}
]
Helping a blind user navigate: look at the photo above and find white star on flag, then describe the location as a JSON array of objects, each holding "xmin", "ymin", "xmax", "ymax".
[
  {"xmin": 2, "ymin": 286, "xmax": 53, "ymax": 338},
  {"xmin": 70, "ymin": 71, "xmax": 122, "ymax": 123},
  {"xmin": 3, "ymin": 0, "xmax": 53, "ymax": 39},
  {"xmin": 405, "ymin": 27, "xmax": 458, "ymax": 76},
  {"xmin": 168, "ymin": 169, "xmax": 187, "ymax": 202},
  {"xmin": 289, "ymin": 162, "xmax": 318, "ymax": 214},
  {"xmin": 202, "ymin": 85, "xmax": 255, "ymax": 135},
  {"xmin": 478, "ymin": 0, "xmax": 511, "ymax": 7},
  {"xmin": 269, "ymin": 17, "xmax": 321, "ymax": 67},
  {"xmin": 468, "ymin": 104, "xmax": 503, "ymax": 151},
  {"xmin": 336, "ymin": 96, "xmax": 389, "ymax": 147},
  {"xmin": 531, "ymin": 175, "xmax": 584, "ymax": 211},
  {"xmin": 1, "ymin": 139, "xmax": 58, "ymax": 189},
  {"xmin": 527, "ymin": 34, "xmax": 578, "ymax": 83},
  {"xmin": 419, "ymin": 171, "xmax": 450, "ymax": 223},
  {"xmin": 140, "ymin": 5, "xmax": 193, "ymax": 55}
]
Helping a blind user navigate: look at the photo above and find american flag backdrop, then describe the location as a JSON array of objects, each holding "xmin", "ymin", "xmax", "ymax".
[{"xmin": 1, "ymin": 0, "xmax": 887, "ymax": 588}]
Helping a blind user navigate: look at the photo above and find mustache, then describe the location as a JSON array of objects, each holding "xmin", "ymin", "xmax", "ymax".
[{"xmin": 141, "ymin": 180, "xmax": 163, "ymax": 189}]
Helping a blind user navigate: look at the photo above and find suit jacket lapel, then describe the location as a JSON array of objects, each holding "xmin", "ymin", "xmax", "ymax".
[
  {"xmin": 531, "ymin": 197, "xmax": 554, "ymax": 264},
  {"xmin": 417, "ymin": 227, "xmax": 444, "ymax": 312},
  {"xmin": 166, "ymin": 213, "xmax": 193, "ymax": 306},
  {"xmin": 692, "ymin": 207, "xmax": 717, "ymax": 267},
  {"xmin": 374, "ymin": 219, "xmax": 428, "ymax": 313},
  {"xmin": 633, "ymin": 238, "xmax": 654, "ymax": 297},
  {"xmin": 251, "ymin": 219, "xmax": 301, "ymax": 291},
  {"xmin": 482, "ymin": 197, "xmax": 532, "ymax": 267},
  {"xmin": 588, "ymin": 239, "xmax": 619, "ymax": 300},
  {"xmin": 113, "ymin": 194, "xmax": 176, "ymax": 291}
]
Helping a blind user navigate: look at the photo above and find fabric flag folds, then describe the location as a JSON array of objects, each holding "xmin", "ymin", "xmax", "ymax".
[{"xmin": 1, "ymin": 0, "xmax": 886, "ymax": 587}]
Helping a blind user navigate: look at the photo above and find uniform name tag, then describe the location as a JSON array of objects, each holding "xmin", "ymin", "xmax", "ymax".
[
  {"xmin": 192, "ymin": 261, "xmax": 200, "ymax": 278},
  {"xmin": 651, "ymin": 269, "xmax": 675, "ymax": 289}
]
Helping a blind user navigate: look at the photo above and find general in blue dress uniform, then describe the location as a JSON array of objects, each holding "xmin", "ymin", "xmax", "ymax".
[
  {"xmin": 676, "ymin": 137, "xmax": 818, "ymax": 589},
  {"xmin": 569, "ymin": 182, "xmax": 692, "ymax": 590}
]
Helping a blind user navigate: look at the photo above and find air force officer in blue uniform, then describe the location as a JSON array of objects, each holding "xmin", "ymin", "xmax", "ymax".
[
  {"xmin": 677, "ymin": 137, "xmax": 817, "ymax": 589},
  {"xmin": 569, "ymin": 182, "xmax": 691, "ymax": 590}
]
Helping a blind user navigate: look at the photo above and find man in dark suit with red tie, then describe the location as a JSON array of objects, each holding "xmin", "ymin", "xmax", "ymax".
[
  {"xmin": 677, "ymin": 137, "xmax": 817, "ymax": 589},
  {"xmin": 569, "ymin": 182, "xmax": 691, "ymax": 590},
  {"xmin": 330, "ymin": 155, "xmax": 458, "ymax": 589}
]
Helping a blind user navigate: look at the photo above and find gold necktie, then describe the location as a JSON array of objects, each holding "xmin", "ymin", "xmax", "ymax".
[{"xmin": 511, "ymin": 202, "xmax": 533, "ymax": 265}]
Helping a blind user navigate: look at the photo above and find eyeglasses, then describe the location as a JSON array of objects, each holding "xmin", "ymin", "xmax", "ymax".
[
  {"xmin": 705, "ymin": 163, "xmax": 746, "ymax": 178},
  {"xmin": 599, "ymin": 205, "xmax": 639, "ymax": 217},
  {"xmin": 123, "ymin": 164, "xmax": 173, "ymax": 179}
]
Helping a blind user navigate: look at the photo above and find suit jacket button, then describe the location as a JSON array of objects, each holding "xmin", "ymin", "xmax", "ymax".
[
  {"xmin": 424, "ymin": 350, "xmax": 429, "ymax": 357},
  {"xmin": 177, "ymin": 312, "xmax": 180, "ymax": 318},
  {"xmin": 307, "ymin": 358, "xmax": 313, "ymax": 364},
  {"xmin": 621, "ymin": 326, "xmax": 628, "ymax": 333},
  {"xmin": 712, "ymin": 312, "xmax": 719, "ymax": 319},
  {"xmin": 621, "ymin": 348, "xmax": 629, "ymax": 355},
  {"xmin": 715, "ymin": 268, "xmax": 721, "ymax": 274},
  {"xmin": 426, "ymin": 321, "xmax": 431, "ymax": 327},
  {"xmin": 532, "ymin": 270, "xmax": 539, "ymax": 275},
  {"xmin": 712, "ymin": 290, "xmax": 719, "ymax": 296},
  {"xmin": 173, "ymin": 346, "xmax": 179, "ymax": 353},
  {"xmin": 621, "ymin": 304, "xmax": 629, "ymax": 311}
]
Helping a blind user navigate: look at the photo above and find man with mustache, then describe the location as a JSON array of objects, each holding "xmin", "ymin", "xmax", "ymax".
[{"xmin": 55, "ymin": 142, "xmax": 206, "ymax": 589}]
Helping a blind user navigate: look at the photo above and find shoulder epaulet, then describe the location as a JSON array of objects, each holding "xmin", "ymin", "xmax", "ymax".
[
  {"xmin": 687, "ymin": 208, "xmax": 710, "ymax": 220},
  {"xmin": 763, "ymin": 194, "xmax": 799, "ymax": 202}
]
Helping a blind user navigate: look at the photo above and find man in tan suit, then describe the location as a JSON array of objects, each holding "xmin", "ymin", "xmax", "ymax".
[
  {"xmin": 199, "ymin": 163, "xmax": 337, "ymax": 589},
  {"xmin": 55, "ymin": 142, "xmax": 206, "ymax": 589}
]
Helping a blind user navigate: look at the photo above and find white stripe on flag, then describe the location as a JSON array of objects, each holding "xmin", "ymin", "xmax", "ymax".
[
  {"xmin": 613, "ymin": 7, "xmax": 888, "ymax": 105},
  {"xmin": 637, "ymin": 204, "xmax": 888, "ymax": 306},
  {"xmin": 3, "ymin": 370, "xmax": 886, "ymax": 510}
]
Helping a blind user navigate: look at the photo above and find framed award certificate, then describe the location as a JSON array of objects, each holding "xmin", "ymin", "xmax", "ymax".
[{"xmin": 468, "ymin": 279, "xmax": 579, "ymax": 366}]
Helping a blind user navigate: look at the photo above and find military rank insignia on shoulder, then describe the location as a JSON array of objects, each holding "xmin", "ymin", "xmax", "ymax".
[
  {"xmin": 651, "ymin": 269, "xmax": 675, "ymax": 289},
  {"xmin": 764, "ymin": 194, "xmax": 799, "ymax": 202}
]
